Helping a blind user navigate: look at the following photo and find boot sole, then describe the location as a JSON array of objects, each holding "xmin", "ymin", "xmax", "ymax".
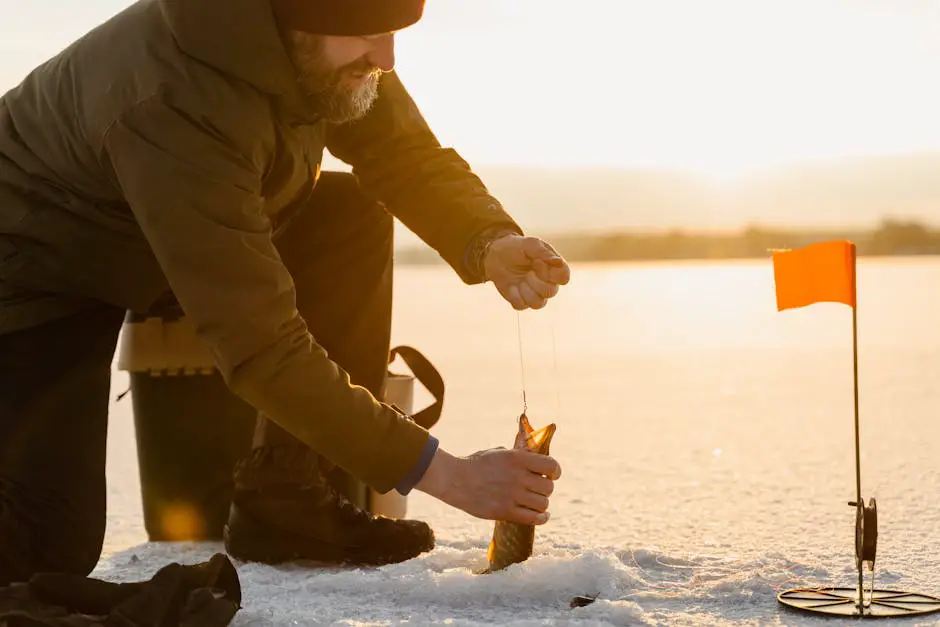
[{"xmin": 222, "ymin": 506, "xmax": 433, "ymax": 567}]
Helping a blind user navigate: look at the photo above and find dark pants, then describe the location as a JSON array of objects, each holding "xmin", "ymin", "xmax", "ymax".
[{"xmin": 0, "ymin": 172, "xmax": 394, "ymax": 585}]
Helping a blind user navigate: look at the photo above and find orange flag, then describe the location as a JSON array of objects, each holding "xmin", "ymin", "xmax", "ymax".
[{"xmin": 771, "ymin": 240, "xmax": 856, "ymax": 311}]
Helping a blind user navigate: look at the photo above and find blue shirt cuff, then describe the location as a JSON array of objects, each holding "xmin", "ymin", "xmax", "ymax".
[{"xmin": 395, "ymin": 434, "xmax": 439, "ymax": 496}]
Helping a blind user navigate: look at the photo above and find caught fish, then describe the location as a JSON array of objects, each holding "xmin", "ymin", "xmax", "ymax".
[{"xmin": 479, "ymin": 412, "xmax": 557, "ymax": 574}]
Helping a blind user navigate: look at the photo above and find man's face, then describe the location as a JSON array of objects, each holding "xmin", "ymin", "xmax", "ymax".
[{"xmin": 283, "ymin": 31, "xmax": 395, "ymax": 124}]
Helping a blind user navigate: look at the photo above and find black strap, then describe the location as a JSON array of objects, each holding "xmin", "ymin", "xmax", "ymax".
[{"xmin": 388, "ymin": 345, "xmax": 444, "ymax": 431}]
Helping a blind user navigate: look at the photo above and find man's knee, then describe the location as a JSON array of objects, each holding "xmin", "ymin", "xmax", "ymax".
[
  {"xmin": 0, "ymin": 488, "xmax": 105, "ymax": 584},
  {"xmin": 313, "ymin": 171, "xmax": 385, "ymax": 214},
  {"xmin": 282, "ymin": 172, "xmax": 393, "ymax": 249},
  {"xmin": 39, "ymin": 536, "xmax": 103, "ymax": 580},
  {"xmin": 318, "ymin": 171, "xmax": 393, "ymax": 236},
  {"xmin": 0, "ymin": 530, "xmax": 104, "ymax": 585}
]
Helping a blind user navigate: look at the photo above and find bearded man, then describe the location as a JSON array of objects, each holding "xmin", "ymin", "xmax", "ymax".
[{"xmin": 0, "ymin": 0, "xmax": 570, "ymax": 583}]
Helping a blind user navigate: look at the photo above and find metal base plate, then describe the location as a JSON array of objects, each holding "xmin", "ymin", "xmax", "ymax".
[{"xmin": 779, "ymin": 587, "xmax": 940, "ymax": 618}]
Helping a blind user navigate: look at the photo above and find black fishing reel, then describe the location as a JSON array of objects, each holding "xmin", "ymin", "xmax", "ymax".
[
  {"xmin": 849, "ymin": 497, "xmax": 877, "ymax": 572},
  {"xmin": 778, "ymin": 492, "xmax": 940, "ymax": 618}
]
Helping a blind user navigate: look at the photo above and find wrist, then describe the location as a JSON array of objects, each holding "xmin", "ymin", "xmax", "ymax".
[
  {"xmin": 465, "ymin": 227, "xmax": 521, "ymax": 283},
  {"xmin": 414, "ymin": 447, "xmax": 460, "ymax": 501},
  {"xmin": 395, "ymin": 434, "xmax": 439, "ymax": 495}
]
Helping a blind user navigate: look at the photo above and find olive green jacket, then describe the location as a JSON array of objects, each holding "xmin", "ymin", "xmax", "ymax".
[{"xmin": 0, "ymin": 0, "xmax": 522, "ymax": 492}]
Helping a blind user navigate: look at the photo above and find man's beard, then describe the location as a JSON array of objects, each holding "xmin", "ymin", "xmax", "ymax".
[{"xmin": 285, "ymin": 33, "xmax": 382, "ymax": 124}]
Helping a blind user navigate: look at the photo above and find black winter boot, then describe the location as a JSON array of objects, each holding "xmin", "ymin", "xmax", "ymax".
[{"xmin": 222, "ymin": 446, "xmax": 434, "ymax": 567}]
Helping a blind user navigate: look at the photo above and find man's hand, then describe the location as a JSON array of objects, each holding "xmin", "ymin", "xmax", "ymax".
[
  {"xmin": 483, "ymin": 234, "xmax": 571, "ymax": 310},
  {"xmin": 415, "ymin": 446, "xmax": 561, "ymax": 525}
]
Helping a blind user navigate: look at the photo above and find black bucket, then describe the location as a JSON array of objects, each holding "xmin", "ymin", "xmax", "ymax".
[
  {"xmin": 116, "ymin": 311, "xmax": 444, "ymax": 541},
  {"xmin": 117, "ymin": 310, "xmax": 256, "ymax": 541}
]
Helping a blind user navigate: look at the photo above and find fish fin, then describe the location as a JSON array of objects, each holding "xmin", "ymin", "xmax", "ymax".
[
  {"xmin": 526, "ymin": 423, "xmax": 557, "ymax": 455},
  {"xmin": 486, "ymin": 536, "xmax": 497, "ymax": 562},
  {"xmin": 479, "ymin": 535, "xmax": 499, "ymax": 576},
  {"xmin": 515, "ymin": 413, "xmax": 557, "ymax": 454}
]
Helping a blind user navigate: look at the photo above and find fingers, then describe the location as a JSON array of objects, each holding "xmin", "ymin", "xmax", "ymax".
[
  {"xmin": 503, "ymin": 283, "xmax": 526, "ymax": 310},
  {"xmin": 523, "ymin": 239, "xmax": 570, "ymax": 285},
  {"xmin": 524, "ymin": 472, "xmax": 555, "ymax": 497},
  {"xmin": 518, "ymin": 269, "xmax": 559, "ymax": 310},
  {"xmin": 524, "ymin": 271, "xmax": 559, "ymax": 300},
  {"xmin": 507, "ymin": 506, "xmax": 551, "ymax": 526},
  {"xmin": 519, "ymin": 282, "xmax": 547, "ymax": 310},
  {"xmin": 522, "ymin": 237, "xmax": 560, "ymax": 262},
  {"xmin": 533, "ymin": 258, "xmax": 570, "ymax": 286},
  {"xmin": 491, "ymin": 236, "xmax": 569, "ymax": 311},
  {"xmin": 547, "ymin": 260, "xmax": 571, "ymax": 286},
  {"xmin": 516, "ymin": 489, "xmax": 550, "ymax": 514},
  {"xmin": 502, "ymin": 273, "xmax": 557, "ymax": 311},
  {"xmin": 448, "ymin": 448, "xmax": 559, "ymax": 524},
  {"xmin": 520, "ymin": 451, "xmax": 562, "ymax": 480},
  {"xmin": 506, "ymin": 451, "xmax": 558, "ymax": 523}
]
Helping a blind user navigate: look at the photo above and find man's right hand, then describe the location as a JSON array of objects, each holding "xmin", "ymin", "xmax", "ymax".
[{"xmin": 414, "ymin": 446, "xmax": 561, "ymax": 525}]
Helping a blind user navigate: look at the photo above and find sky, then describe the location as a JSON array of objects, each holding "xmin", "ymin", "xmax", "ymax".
[{"xmin": 3, "ymin": 0, "xmax": 940, "ymax": 182}]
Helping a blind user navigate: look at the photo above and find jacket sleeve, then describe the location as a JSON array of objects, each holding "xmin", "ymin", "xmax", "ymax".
[
  {"xmin": 101, "ymin": 95, "xmax": 429, "ymax": 493},
  {"xmin": 325, "ymin": 71, "xmax": 524, "ymax": 284}
]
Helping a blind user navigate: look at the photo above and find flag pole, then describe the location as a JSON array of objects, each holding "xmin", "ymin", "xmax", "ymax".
[
  {"xmin": 852, "ymin": 302, "xmax": 863, "ymax": 606},
  {"xmin": 852, "ymin": 305, "xmax": 861, "ymax": 522},
  {"xmin": 776, "ymin": 241, "xmax": 940, "ymax": 619},
  {"xmin": 849, "ymin": 244, "xmax": 864, "ymax": 609}
]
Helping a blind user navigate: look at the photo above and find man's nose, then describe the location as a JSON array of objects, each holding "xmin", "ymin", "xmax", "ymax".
[{"xmin": 367, "ymin": 34, "xmax": 395, "ymax": 72}]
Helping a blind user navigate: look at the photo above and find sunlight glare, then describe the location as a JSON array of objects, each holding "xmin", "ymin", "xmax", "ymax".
[{"xmin": 394, "ymin": 0, "xmax": 940, "ymax": 177}]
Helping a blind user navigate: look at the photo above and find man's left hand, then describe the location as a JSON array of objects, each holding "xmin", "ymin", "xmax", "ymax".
[{"xmin": 484, "ymin": 234, "xmax": 571, "ymax": 310}]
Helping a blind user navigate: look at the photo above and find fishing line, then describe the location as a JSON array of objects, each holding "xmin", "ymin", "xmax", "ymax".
[
  {"xmin": 550, "ymin": 304, "xmax": 561, "ymax": 420},
  {"xmin": 516, "ymin": 304, "xmax": 562, "ymax": 420},
  {"xmin": 516, "ymin": 309, "xmax": 527, "ymax": 415}
]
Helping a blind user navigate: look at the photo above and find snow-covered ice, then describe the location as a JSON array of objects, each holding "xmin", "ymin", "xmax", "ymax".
[{"xmin": 94, "ymin": 260, "xmax": 940, "ymax": 625}]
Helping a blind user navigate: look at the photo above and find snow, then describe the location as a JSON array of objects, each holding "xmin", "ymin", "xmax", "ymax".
[{"xmin": 92, "ymin": 259, "xmax": 940, "ymax": 625}]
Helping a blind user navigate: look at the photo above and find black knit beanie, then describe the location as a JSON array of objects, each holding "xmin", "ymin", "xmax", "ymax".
[{"xmin": 271, "ymin": 0, "xmax": 426, "ymax": 36}]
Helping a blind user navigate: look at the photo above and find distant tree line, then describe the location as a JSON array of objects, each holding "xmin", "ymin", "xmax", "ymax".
[
  {"xmin": 395, "ymin": 219, "xmax": 940, "ymax": 264},
  {"xmin": 547, "ymin": 219, "xmax": 940, "ymax": 261}
]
